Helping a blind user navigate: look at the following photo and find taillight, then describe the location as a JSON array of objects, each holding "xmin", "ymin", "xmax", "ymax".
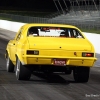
[
  {"xmin": 82, "ymin": 53, "xmax": 94, "ymax": 57},
  {"xmin": 27, "ymin": 50, "xmax": 39, "ymax": 55}
]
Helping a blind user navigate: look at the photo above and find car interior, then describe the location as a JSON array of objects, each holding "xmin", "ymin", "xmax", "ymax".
[
  {"xmin": 28, "ymin": 27, "xmax": 83, "ymax": 38},
  {"xmin": 28, "ymin": 27, "xmax": 39, "ymax": 36}
]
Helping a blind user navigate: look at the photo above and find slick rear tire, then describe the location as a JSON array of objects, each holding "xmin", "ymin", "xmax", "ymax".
[
  {"xmin": 73, "ymin": 67, "xmax": 90, "ymax": 83},
  {"xmin": 6, "ymin": 56, "xmax": 14, "ymax": 72},
  {"xmin": 15, "ymin": 58, "xmax": 31, "ymax": 80}
]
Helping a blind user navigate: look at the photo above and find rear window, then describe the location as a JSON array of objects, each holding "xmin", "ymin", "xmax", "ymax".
[{"xmin": 27, "ymin": 26, "xmax": 84, "ymax": 38}]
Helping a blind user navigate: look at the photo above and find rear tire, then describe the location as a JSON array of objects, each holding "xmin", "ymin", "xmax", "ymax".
[
  {"xmin": 6, "ymin": 56, "xmax": 14, "ymax": 72},
  {"xmin": 73, "ymin": 67, "xmax": 90, "ymax": 83},
  {"xmin": 15, "ymin": 58, "xmax": 31, "ymax": 80}
]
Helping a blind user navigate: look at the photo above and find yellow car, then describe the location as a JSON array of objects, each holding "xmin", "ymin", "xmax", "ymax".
[{"xmin": 5, "ymin": 23, "xmax": 97, "ymax": 82}]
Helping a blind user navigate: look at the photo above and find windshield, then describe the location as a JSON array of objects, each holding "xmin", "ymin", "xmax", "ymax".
[{"xmin": 28, "ymin": 26, "xmax": 84, "ymax": 38}]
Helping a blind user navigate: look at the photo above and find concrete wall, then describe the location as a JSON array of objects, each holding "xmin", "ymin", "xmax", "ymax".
[
  {"xmin": 0, "ymin": 19, "xmax": 100, "ymax": 54},
  {"xmin": 0, "ymin": 20, "xmax": 26, "ymax": 32}
]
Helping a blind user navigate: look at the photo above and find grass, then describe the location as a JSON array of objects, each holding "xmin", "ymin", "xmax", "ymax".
[
  {"xmin": 0, "ymin": 10, "xmax": 55, "ymax": 17},
  {"xmin": 81, "ymin": 28, "xmax": 100, "ymax": 34},
  {"xmin": 0, "ymin": 17, "xmax": 12, "ymax": 21}
]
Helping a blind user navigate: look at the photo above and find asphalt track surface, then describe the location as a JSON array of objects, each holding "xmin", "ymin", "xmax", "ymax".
[{"xmin": 0, "ymin": 30, "xmax": 100, "ymax": 100}]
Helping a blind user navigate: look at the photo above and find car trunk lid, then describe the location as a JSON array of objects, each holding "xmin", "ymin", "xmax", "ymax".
[{"xmin": 27, "ymin": 37, "xmax": 92, "ymax": 51}]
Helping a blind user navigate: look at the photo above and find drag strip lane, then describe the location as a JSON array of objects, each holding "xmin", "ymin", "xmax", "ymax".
[{"xmin": 0, "ymin": 36, "xmax": 100, "ymax": 100}]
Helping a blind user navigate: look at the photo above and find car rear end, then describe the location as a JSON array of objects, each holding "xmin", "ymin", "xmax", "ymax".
[
  {"xmin": 21, "ymin": 37, "xmax": 97, "ymax": 67},
  {"xmin": 15, "ymin": 24, "xmax": 97, "ymax": 82}
]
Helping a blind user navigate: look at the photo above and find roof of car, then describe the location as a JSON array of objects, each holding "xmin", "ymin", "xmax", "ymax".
[{"xmin": 22, "ymin": 23, "xmax": 78, "ymax": 29}]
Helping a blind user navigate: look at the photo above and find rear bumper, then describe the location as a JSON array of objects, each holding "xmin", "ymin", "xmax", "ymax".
[{"xmin": 21, "ymin": 55, "xmax": 97, "ymax": 67}]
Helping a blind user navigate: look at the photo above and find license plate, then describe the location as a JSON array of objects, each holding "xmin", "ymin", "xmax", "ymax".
[{"xmin": 53, "ymin": 59, "xmax": 66, "ymax": 66}]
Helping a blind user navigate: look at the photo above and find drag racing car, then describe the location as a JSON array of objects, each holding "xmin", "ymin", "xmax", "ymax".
[{"xmin": 5, "ymin": 23, "xmax": 97, "ymax": 82}]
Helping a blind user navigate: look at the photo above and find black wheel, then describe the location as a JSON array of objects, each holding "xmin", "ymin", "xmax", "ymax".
[
  {"xmin": 73, "ymin": 67, "xmax": 90, "ymax": 83},
  {"xmin": 15, "ymin": 58, "xmax": 31, "ymax": 80},
  {"xmin": 6, "ymin": 56, "xmax": 14, "ymax": 72}
]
